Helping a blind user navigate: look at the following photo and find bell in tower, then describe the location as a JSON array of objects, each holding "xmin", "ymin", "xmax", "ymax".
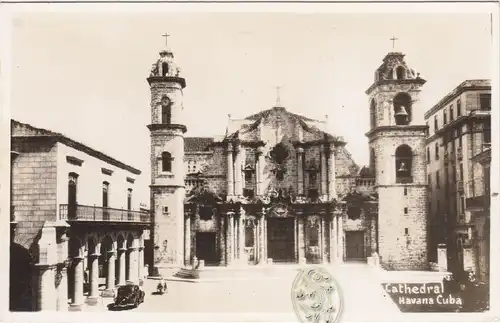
[{"xmin": 394, "ymin": 105, "xmax": 409, "ymax": 125}]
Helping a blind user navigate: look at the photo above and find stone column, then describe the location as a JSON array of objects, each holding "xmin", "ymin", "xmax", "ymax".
[
  {"xmin": 257, "ymin": 148, "xmax": 265, "ymax": 196},
  {"xmin": 320, "ymin": 145, "xmax": 328, "ymax": 199},
  {"xmin": 254, "ymin": 219, "xmax": 259, "ymax": 263},
  {"xmin": 102, "ymin": 251, "xmax": 116, "ymax": 297},
  {"xmin": 219, "ymin": 215, "xmax": 226, "ymax": 265},
  {"xmin": 258, "ymin": 216, "xmax": 265, "ymax": 265},
  {"xmin": 69, "ymin": 257, "xmax": 84, "ymax": 311},
  {"xmin": 56, "ymin": 265, "xmax": 68, "ymax": 311},
  {"xmin": 330, "ymin": 216, "xmax": 337, "ymax": 264},
  {"xmin": 263, "ymin": 217, "xmax": 268, "ymax": 262},
  {"xmin": 86, "ymin": 253, "xmax": 100, "ymax": 305},
  {"xmin": 297, "ymin": 148, "xmax": 304, "ymax": 195},
  {"xmin": 328, "ymin": 144, "xmax": 337, "ymax": 200},
  {"xmin": 36, "ymin": 265, "xmax": 57, "ymax": 311},
  {"xmin": 320, "ymin": 217, "xmax": 327, "ymax": 264},
  {"xmin": 185, "ymin": 215, "xmax": 191, "ymax": 266},
  {"xmin": 294, "ymin": 217, "xmax": 298, "ymax": 262},
  {"xmin": 128, "ymin": 247, "xmax": 139, "ymax": 283},
  {"xmin": 138, "ymin": 246, "xmax": 144, "ymax": 279},
  {"xmin": 255, "ymin": 149, "xmax": 261, "ymax": 195},
  {"xmin": 226, "ymin": 213, "xmax": 234, "ymax": 265},
  {"xmin": 337, "ymin": 215, "xmax": 344, "ymax": 263},
  {"xmin": 234, "ymin": 145, "xmax": 243, "ymax": 197},
  {"xmin": 238, "ymin": 214, "xmax": 245, "ymax": 264},
  {"xmin": 298, "ymin": 217, "xmax": 306, "ymax": 264},
  {"xmin": 117, "ymin": 248, "xmax": 126, "ymax": 285},
  {"xmin": 227, "ymin": 143, "xmax": 234, "ymax": 197}
]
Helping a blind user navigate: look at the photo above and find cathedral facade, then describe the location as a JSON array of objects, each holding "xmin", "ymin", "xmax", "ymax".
[{"xmin": 147, "ymin": 43, "xmax": 429, "ymax": 272}]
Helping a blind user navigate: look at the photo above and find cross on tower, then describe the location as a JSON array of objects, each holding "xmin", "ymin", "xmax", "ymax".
[
  {"xmin": 162, "ymin": 33, "xmax": 171, "ymax": 47},
  {"xmin": 275, "ymin": 86, "xmax": 281, "ymax": 106},
  {"xmin": 390, "ymin": 36, "xmax": 398, "ymax": 49}
]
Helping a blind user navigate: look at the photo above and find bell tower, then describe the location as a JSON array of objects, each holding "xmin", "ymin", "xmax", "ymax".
[
  {"xmin": 365, "ymin": 50, "xmax": 429, "ymax": 270},
  {"xmin": 147, "ymin": 34, "xmax": 187, "ymax": 273}
]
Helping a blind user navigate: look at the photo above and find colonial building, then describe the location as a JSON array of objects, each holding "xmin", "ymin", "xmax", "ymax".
[
  {"xmin": 10, "ymin": 120, "xmax": 150, "ymax": 312},
  {"xmin": 467, "ymin": 145, "xmax": 491, "ymax": 283},
  {"xmin": 424, "ymin": 80, "xmax": 491, "ymax": 276},
  {"xmin": 148, "ymin": 41, "xmax": 430, "ymax": 273}
]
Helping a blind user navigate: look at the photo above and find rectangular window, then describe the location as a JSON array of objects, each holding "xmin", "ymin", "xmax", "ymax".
[
  {"xmin": 434, "ymin": 116, "xmax": 439, "ymax": 132},
  {"xmin": 436, "ymin": 170, "xmax": 440, "ymax": 188},
  {"xmin": 457, "ymin": 99, "xmax": 461, "ymax": 116},
  {"xmin": 452, "ymin": 166, "xmax": 457, "ymax": 182},
  {"xmin": 404, "ymin": 228, "xmax": 409, "ymax": 235},
  {"xmin": 427, "ymin": 147, "xmax": 430, "ymax": 164},
  {"xmin": 480, "ymin": 93, "xmax": 491, "ymax": 111},
  {"xmin": 404, "ymin": 188, "xmax": 408, "ymax": 196},
  {"xmin": 449, "ymin": 105, "xmax": 454, "ymax": 121},
  {"xmin": 426, "ymin": 122, "xmax": 430, "ymax": 136},
  {"xmin": 428, "ymin": 174, "xmax": 432, "ymax": 188},
  {"xmin": 163, "ymin": 206, "xmax": 169, "ymax": 214},
  {"xmin": 435, "ymin": 143, "xmax": 439, "ymax": 160},
  {"xmin": 443, "ymin": 110, "xmax": 447, "ymax": 124},
  {"xmin": 404, "ymin": 207, "xmax": 408, "ymax": 215},
  {"xmin": 459, "ymin": 163, "xmax": 464, "ymax": 181},
  {"xmin": 460, "ymin": 196, "xmax": 465, "ymax": 214}
]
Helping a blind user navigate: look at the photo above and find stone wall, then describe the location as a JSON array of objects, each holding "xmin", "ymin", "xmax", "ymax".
[
  {"xmin": 11, "ymin": 139, "xmax": 58, "ymax": 260},
  {"xmin": 378, "ymin": 186, "xmax": 428, "ymax": 270}
]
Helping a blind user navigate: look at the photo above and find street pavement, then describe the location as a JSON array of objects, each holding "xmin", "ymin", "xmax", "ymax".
[{"xmin": 85, "ymin": 263, "xmax": 406, "ymax": 321}]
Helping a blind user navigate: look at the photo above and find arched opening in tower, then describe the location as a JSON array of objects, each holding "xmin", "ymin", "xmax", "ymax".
[
  {"xmin": 393, "ymin": 92, "xmax": 412, "ymax": 125},
  {"xmin": 370, "ymin": 98, "xmax": 376, "ymax": 129},
  {"xmin": 395, "ymin": 144, "xmax": 413, "ymax": 183},
  {"xmin": 396, "ymin": 66, "xmax": 406, "ymax": 80}
]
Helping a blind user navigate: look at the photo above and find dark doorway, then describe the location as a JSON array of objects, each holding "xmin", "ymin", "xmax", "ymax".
[
  {"xmin": 196, "ymin": 232, "xmax": 218, "ymax": 265},
  {"xmin": 267, "ymin": 218, "xmax": 295, "ymax": 263},
  {"xmin": 345, "ymin": 231, "xmax": 366, "ymax": 261}
]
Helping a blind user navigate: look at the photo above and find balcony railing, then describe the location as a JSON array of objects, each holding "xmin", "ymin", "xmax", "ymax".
[
  {"xmin": 456, "ymin": 147, "xmax": 463, "ymax": 160},
  {"xmin": 60, "ymin": 204, "xmax": 151, "ymax": 223},
  {"xmin": 482, "ymin": 143, "xmax": 491, "ymax": 152},
  {"xmin": 457, "ymin": 180, "xmax": 464, "ymax": 192}
]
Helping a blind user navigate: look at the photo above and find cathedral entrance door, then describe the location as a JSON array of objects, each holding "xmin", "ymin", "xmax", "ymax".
[
  {"xmin": 196, "ymin": 232, "xmax": 218, "ymax": 265},
  {"xmin": 345, "ymin": 231, "xmax": 366, "ymax": 261},
  {"xmin": 267, "ymin": 218, "xmax": 295, "ymax": 263}
]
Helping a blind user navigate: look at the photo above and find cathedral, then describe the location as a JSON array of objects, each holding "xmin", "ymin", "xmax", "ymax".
[{"xmin": 147, "ymin": 42, "xmax": 429, "ymax": 272}]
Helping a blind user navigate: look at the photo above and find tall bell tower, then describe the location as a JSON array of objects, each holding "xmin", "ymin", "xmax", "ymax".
[
  {"xmin": 147, "ymin": 34, "xmax": 187, "ymax": 273},
  {"xmin": 365, "ymin": 49, "xmax": 429, "ymax": 270}
]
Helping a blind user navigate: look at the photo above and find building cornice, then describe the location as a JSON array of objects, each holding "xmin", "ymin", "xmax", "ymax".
[
  {"xmin": 365, "ymin": 125, "xmax": 427, "ymax": 139},
  {"xmin": 424, "ymin": 80, "xmax": 491, "ymax": 119},
  {"xmin": 146, "ymin": 76, "xmax": 186, "ymax": 88},
  {"xmin": 365, "ymin": 78, "xmax": 427, "ymax": 95},
  {"xmin": 12, "ymin": 135, "xmax": 141, "ymax": 175},
  {"xmin": 425, "ymin": 113, "xmax": 491, "ymax": 144},
  {"xmin": 147, "ymin": 124, "xmax": 187, "ymax": 133}
]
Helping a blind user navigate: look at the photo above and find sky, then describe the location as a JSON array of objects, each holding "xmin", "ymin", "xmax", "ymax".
[{"xmin": 8, "ymin": 11, "xmax": 494, "ymax": 206}]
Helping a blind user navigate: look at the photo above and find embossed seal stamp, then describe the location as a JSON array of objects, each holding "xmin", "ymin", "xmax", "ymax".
[{"xmin": 291, "ymin": 267, "xmax": 343, "ymax": 323}]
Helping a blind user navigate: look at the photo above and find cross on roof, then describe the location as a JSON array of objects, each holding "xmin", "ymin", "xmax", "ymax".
[
  {"xmin": 390, "ymin": 36, "xmax": 398, "ymax": 49},
  {"xmin": 162, "ymin": 33, "xmax": 171, "ymax": 47},
  {"xmin": 276, "ymin": 86, "xmax": 281, "ymax": 106}
]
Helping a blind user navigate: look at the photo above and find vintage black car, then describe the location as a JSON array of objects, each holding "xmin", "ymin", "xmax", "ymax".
[{"xmin": 113, "ymin": 284, "xmax": 145, "ymax": 308}]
